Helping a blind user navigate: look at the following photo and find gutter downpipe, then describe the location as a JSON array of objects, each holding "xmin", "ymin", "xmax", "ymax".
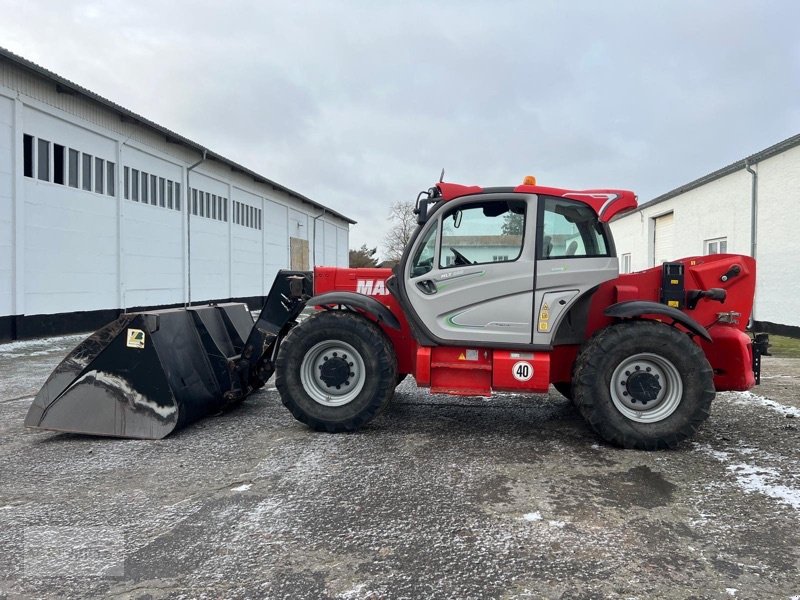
[
  {"xmin": 745, "ymin": 159, "xmax": 757, "ymax": 324},
  {"xmin": 312, "ymin": 208, "xmax": 326, "ymax": 268},
  {"xmin": 186, "ymin": 150, "xmax": 207, "ymax": 307}
]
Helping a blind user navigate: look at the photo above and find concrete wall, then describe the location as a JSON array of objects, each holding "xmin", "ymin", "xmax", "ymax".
[
  {"xmin": 610, "ymin": 147, "xmax": 800, "ymax": 329},
  {"xmin": 0, "ymin": 95, "xmax": 14, "ymax": 318},
  {"xmin": 0, "ymin": 57, "xmax": 350, "ymax": 338},
  {"xmin": 754, "ymin": 144, "xmax": 800, "ymax": 329}
]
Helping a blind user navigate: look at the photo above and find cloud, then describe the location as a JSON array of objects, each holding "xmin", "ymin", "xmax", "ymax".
[{"xmin": 2, "ymin": 0, "xmax": 798, "ymax": 256}]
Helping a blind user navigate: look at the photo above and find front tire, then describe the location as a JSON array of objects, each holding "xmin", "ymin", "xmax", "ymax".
[
  {"xmin": 275, "ymin": 310, "xmax": 397, "ymax": 432},
  {"xmin": 573, "ymin": 321, "xmax": 714, "ymax": 450}
]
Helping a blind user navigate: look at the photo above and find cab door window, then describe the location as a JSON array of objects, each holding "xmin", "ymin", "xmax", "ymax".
[
  {"xmin": 539, "ymin": 197, "xmax": 610, "ymax": 259},
  {"xmin": 439, "ymin": 200, "xmax": 526, "ymax": 268},
  {"xmin": 410, "ymin": 223, "xmax": 437, "ymax": 278}
]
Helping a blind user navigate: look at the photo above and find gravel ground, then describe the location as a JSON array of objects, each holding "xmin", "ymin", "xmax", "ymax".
[{"xmin": 0, "ymin": 334, "xmax": 799, "ymax": 599}]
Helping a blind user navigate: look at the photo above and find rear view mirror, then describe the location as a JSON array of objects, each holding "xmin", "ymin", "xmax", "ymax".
[
  {"xmin": 416, "ymin": 199, "xmax": 431, "ymax": 224},
  {"xmin": 452, "ymin": 210, "xmax": 463, "ymax": 228}
]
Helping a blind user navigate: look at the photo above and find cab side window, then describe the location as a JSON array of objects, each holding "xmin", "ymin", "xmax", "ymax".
[
  {"xmin": 539, "ymin": 197, "xmax": 610, "ymax": 259},
  {"xmin": 410, "ymin": 224, "xmax": 437, "ymax": 278},
  {"xmin": 439, "ymin": 200, "xmax": 526, "ymax": 268}
]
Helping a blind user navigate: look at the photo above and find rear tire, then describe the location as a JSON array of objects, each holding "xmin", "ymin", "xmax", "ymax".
[
  {"xmin": 573, "ymin": 321, "xmax": 714, "ymax": 450},
  {"xmin": 275, "ymin": 310, "xmax": 397, "ymax": 432}
]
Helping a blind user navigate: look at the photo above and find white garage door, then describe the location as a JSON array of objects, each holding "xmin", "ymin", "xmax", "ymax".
[{"xmin": 653, "ymin": 212, "xmax": 674, "ymax": 266}]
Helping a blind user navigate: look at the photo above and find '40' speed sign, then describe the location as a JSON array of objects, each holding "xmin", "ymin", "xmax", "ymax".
[{"xmin": 512, "ymin": 361, "xmax": 533, "ymax": 382}]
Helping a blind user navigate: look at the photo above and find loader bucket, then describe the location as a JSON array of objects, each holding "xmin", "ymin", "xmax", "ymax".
[{"xmin": 25, "ymin": 303, "xmax": 255, "ymax": 439}]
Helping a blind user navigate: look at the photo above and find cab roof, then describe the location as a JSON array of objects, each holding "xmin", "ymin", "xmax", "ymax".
[{"xmin": 434, "ymin": 182, "xmax": 638, "ymax": 223}]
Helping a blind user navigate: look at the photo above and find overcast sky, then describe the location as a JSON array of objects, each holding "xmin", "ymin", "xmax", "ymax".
[{"xmin": 2, "ymin": 1, "xmax": 798, "ymax": 258}]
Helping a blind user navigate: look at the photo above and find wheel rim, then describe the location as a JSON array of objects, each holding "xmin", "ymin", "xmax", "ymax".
[
  {"xmin": 609, "ymin": 352, "xmax": 683, "ymax": 423},
  {"xmin": 300, "ymin": 340, "xmax": 366, "ymax": 407}
]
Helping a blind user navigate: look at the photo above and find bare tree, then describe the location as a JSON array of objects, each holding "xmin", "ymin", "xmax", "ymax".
[
  {"xmin": 349, "ymin": 244, "xmax": 379, "ymax": 268},
  {"xmin": 383, "ymin": 200, "xmax": 416, "ymax": 262}
]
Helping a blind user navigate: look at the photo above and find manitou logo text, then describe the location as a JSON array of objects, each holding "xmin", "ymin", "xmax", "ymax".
[{"xmin": 356, "ymin": 279, "xmax": 390, "ymax": 296}]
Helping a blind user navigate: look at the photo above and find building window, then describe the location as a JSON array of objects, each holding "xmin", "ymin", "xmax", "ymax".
[
  {"xmin": 150, "ymin": 175, "xmax": 158, "ymax": 206},
  {"xmin": 621, "ymin": 253, "xmax": 631, "ymax": 273},
  {"xmin": 23, "ymin": 134, "xmax": 34, "ymax": 177},
  {"xmin": 141, "ymin": 171, "xmax": 149, "ymax": 204},
  {"xmin": 38, "ymin": 139, "xmax": 50, "ymax": 181},
  {"xmin": 131, "ymin": 168, "xmax": 139, "ymax": 201},
  {"xmin": 107, "ymin": 162, "xmax": 115, "ymax": 196},
  {"xmin": 705, "ymin": 237, "xmax": 727, "ymax": 255},
  {"xmin": 124, "ymin": 167, "xmax": 129, "ymax": 199},
  {"xmin": 95, "ymin": 157, "xmax": 105, "ymax": 194},
  {"xmin": 69, "ymin": 149, "xmax": 79, "ymax": 188},
  {"xmin": 81, "ymin": 153, "xmax": 92, "ymax": 191},
  {"xmin": 158, "ymin": 177, "xmax": 165, "ymax": 208},
  {"xmin": 223, "ymin": 198, "xmax": 228, "ymax": 222},
  {"xmin": 53, "ymin": 144, "xmax": 65, "ymax": 185},
  {"xmin": 174, "ymin": 182, "xmax": 180, "ymax": 211}
]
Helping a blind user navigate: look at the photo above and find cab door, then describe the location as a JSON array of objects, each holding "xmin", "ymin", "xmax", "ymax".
[
  {"xmin": 532, "ymin": 196, "xmax": 619, "ymax": 346},
  {"xmin": 403, "ymin": 194, "xmax": 536, "ymax": 346}
]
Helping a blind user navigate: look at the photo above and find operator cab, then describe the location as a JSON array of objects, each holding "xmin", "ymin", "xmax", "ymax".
[{"xmin": 395, "ymin": 178, "xmax": 634, "ymax": 349}]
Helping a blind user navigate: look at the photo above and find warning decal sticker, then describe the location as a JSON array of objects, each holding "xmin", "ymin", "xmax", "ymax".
[{"xmin": 126, "ymin": 328, "xmax": 146, "ymax": 349}]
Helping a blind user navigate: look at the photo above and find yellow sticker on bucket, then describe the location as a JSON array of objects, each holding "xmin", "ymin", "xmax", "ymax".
[{"xmin": 126, "ymin": 328, "xmax": 145, "ymax": 349}]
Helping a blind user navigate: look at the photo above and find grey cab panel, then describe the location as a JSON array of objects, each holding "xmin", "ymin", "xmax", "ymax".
[
  {"xmin": 405, "ymin": 194, "xmax": 537, "ymax": 345},
  {"xmin": 533, "ymin": 256, "xmax": 618, "ymax": 346}
]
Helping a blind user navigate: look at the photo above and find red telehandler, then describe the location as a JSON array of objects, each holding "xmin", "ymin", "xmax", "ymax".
[{"xmin": 26, "ymin": 178, "xmax": 768, "ymax": 449}]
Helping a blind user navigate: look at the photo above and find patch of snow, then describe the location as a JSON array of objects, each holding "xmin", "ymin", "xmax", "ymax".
[
  {"xmin": 231, "ymin": 483, "xmax": 252, "ymax": 492},
  {"xmin": 725, "ymin": 588, "xmax": 737, "ymax": 596},
  {"xmin": 0, "ymin": 334, "xmax": 86, "ymax": 352},
  {"xmin": 548, "ymin": 520, "xmax": 566, "ymax": 528},
  {"xmin": 337, "ymin": 584, "xmax": 375, "ymax": 599},
  {"xmin": 523, "ymin": 512, "xmax": 542, "ymax": 522},
  {"xmin": 693, "ymin": 443, "xmax": 730, "ymax": 462},
  {"xmin": 727, "ymin": 463, "xmax": 800, "ymax": 510},
  {"xmin": 590, "ymin": 443, "xmax": 601, "ymax": 450},
  {"xmin": 694, "ymin": 443, "xmax": 800, "ymax": 511},
  {"xmin": 728, "ymin": 391, "xmax": 800, "ymax": 418}
]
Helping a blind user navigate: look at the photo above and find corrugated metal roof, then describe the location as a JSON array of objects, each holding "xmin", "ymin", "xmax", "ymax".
[
  {"xmin": 625, "ymin": 131, "xmax": 800, "ymax": 216},
  {"xmin": 0, "ymin": 46, "xmax": 356, "ymax": 224}
]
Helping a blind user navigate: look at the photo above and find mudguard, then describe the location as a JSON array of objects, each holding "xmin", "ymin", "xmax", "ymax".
[
  {"xmin": 604, "ymin": 300, "xmax": 712, "ymax": 342},
  {"xmin": 308, "ymin": 291, "xmax": 401, "ymax": 330}
]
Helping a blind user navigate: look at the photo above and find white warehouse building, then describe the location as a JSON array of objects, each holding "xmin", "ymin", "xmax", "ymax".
[
  {"xmin": 0, "ymin": 48, "xmax": 354, "ymax": 342},
  {"xmin": 611, "ymin": 132, "xmax": 800, "ymax": 336}
]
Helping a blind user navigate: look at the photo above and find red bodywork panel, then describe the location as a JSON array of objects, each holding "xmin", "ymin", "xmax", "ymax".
[
  {"xmin": 314, "ymin": 252, "xmax": 757, "ymax": 396},
  {"xmin": 435, "ymin": 181, "xmax": 638, "ymax": 222}
]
